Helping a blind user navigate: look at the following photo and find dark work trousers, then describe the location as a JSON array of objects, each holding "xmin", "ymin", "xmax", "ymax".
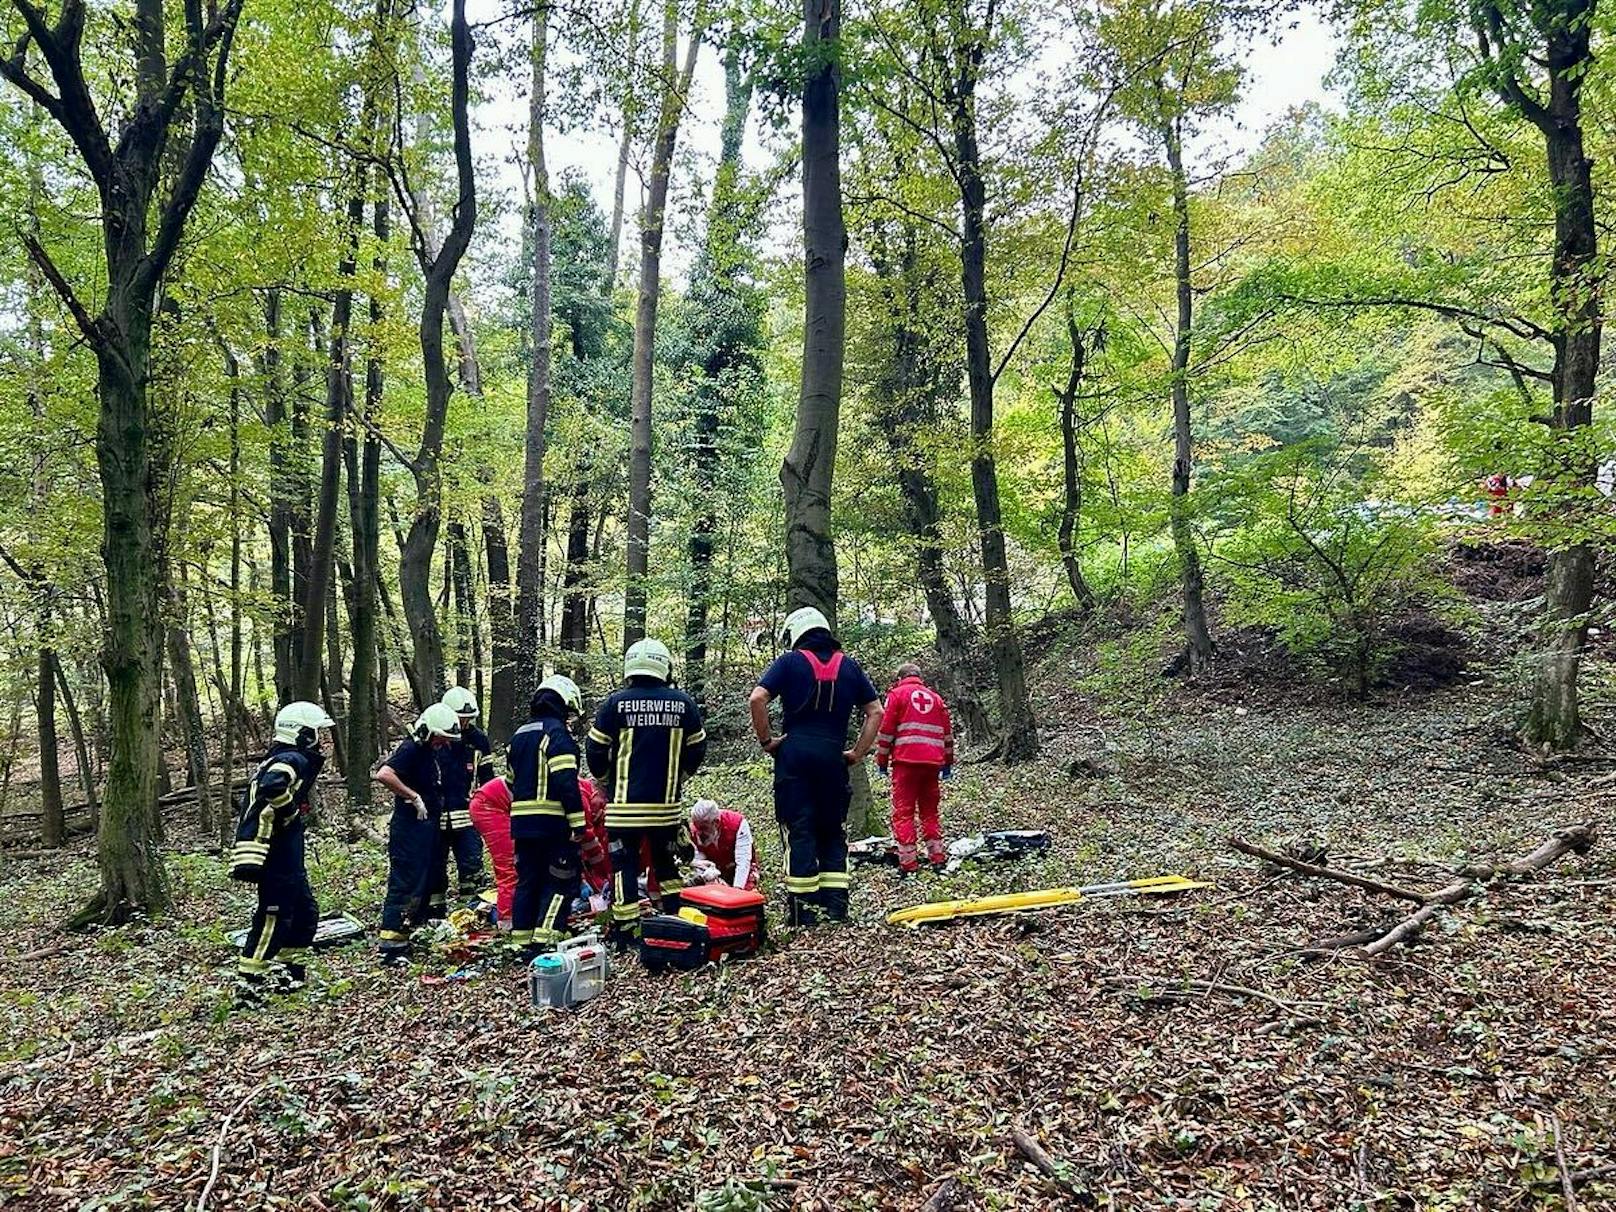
[
  {"xmin": 239, "ymin": 831, "xmax": 319, "ymax": 979},
  {"xmin": 511, "ymin": 830, "xmax": 581, "ymax": 947},
  {"xmin": 379, "ymin": 807, "xmax": 447, "ymax": 955},
  {"xmin": 773, "ymin": 734, "xmax": 852, "ymax": 926},
  {"xmin": 606, "ymin": 825, "xmax": 684, "ymax": 939},
  {"xmin": 444, "ymin": 824, "xmax": 487, "ymax": 901}
]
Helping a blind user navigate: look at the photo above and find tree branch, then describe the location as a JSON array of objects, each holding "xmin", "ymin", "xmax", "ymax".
[{"xmin": 19, "ymin": 229, "xmax": 99, "ymax": 345}]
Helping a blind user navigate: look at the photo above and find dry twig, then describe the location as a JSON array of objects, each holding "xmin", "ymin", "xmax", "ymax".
[
  {"xmin": 1011, "ymin": 1125, "xmax": 1078, "ymax": 1195},
  {"xmin": 1229, "ymin": 838, "xmax": 1427, "ymax": 902}
]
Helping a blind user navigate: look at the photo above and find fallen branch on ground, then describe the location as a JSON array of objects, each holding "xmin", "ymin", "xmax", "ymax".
[
  {"xmin": 1011, "ymin": 1125, "xmax": 1078, "ymax": 1196},
  {"xmin": 1311, "ymin": 823, "xmax": 1597, "ymax": 957},
  {"xmin": 1552, "ymin": 1113, "xmax": 1581, "ymax": 1212},
  {"xmin": 1229, "ymin": 838, "xmax": 1427, "ymax": 903}
]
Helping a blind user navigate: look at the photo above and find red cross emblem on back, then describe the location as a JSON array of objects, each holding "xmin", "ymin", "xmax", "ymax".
[{"xmin": 910, "ymin": 689, "xmax": 935, "ymax": 714}]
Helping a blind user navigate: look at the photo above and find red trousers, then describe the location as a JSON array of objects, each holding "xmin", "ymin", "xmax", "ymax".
[
  {"xmin": 890, "ymin": 762, "xmax": 944, "ymax": 870},
  {"xmin": 469, "ymin": 800, "xmax": 516, "ymax": 923}
]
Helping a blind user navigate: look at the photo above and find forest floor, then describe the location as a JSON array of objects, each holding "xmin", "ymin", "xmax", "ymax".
[{"xmin": 1, "ymin": 669, "xmax": 1614, "ymax": 1210}]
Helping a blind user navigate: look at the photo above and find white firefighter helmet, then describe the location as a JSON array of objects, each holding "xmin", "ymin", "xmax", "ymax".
[
  {"xmin": 537, "ymin": 673, "xmax": 583, "ymax": 716},
  {"xmin": 414, "ymin": 702, "xmax": 462, "ymax": 741},
  {"xmin": 441, "ymin": 685, "xmax": 479, "ymax": 719},
  {"xmin": 781, "ymin": 606, "xmax": 832, "ymax": 648},
  {"xmin": 274, "ymin": 700, "xmax": 335, "ymax": 749},
  {"xmin": 623, "ymin": 638, "xmax": 673, "ymax": 682}
]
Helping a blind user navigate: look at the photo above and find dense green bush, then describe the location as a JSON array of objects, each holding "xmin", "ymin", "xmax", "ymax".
[{"xmin": 1215, "ymin": 443, "xmax": 1450, "ymax": 696}]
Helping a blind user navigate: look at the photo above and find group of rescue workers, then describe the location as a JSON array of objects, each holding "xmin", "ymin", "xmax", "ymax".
[{"xmin": 229, "ymin": 606, "xmax": 957, "ymax": 998}]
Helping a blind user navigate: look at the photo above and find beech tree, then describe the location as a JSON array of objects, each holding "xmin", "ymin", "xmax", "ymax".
[{"xmin": 1, "ymin": 0, "xmax": 246, "ymax": 923}]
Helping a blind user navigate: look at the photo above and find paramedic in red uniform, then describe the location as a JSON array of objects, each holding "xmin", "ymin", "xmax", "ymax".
[
  {"xmin": 749, "ymin": 607, "xmax": 882, "ymax": 926},
  {"xmin": 690, "ymin": 799, "xmax": 759, "ymax": 890},
  {"xmin": 875, "ymin": 663, "xmax": 954, "ymax": 873}
]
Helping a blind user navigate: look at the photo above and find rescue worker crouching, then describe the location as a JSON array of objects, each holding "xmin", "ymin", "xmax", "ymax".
[
  {"xmin": 231, "ymin": 700, "xmax": 333, "ymax": 1002},
  {"xmin": 373, "ymin": 703, "xmax": 460, "ymax": 965},
  {"xmin": 690, "ymin": 798, "xmax": 759, "ymax": 890},
  {"xmin": 507, "ymin": 675, "xmax": 588, "ymax": 962},
  {"xmin": 750, "ymin": 607, "xmax": 881, "ymax": 927},
  {"xmin": 439, "ymin": 686, "xmax": 495, "ymax": 907},
  {"xmin": 585, "ymin": 638, "xmax": 707, "ymax": 948}
]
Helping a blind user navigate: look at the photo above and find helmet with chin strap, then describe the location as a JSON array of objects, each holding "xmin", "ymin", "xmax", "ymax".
[
  {"xmin": 781, "ymin": 606, "xmax": 831, "ymax": 648},
  {"xmin": 441, "ymin": 686, "xmax": 479, "ymax": 719},
  {"xmin": 274, "ymin": 701, "xmax": 335, "ymax": 751},
  {"xmin": 414, "ymin": 702, "xmax": 462, "ymax": 742}
]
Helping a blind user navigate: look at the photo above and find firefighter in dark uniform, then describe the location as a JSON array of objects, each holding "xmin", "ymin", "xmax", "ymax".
[
  {"xmin": 231, "ymin": 700, "xmax": 333, "ymax": 1001},
  {"xmin": 373, "ymin": 703, "xmax": 461, "ymax": 965},
  {"xmin": 585, "ymin": 638, "xmax": 707, "ymax": 945},
  {"xmin": 749, "ymin": 607, "xmax": 882, "ymax": 926},
  {"xmin": 439, "ymin": 686, "xmax": 495, "ymax": 905},
  {"xmin": 506, "ymin": 674, "xmax": 588, "ymax": 960}
]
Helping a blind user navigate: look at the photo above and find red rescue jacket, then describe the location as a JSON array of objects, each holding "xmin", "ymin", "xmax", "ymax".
[
  {"xmin": 876, "ymin": 676, "xmax": 954, "ymax": 770},
  {"xmin": 695, "ymin": 809, "xmax": 758, "ymax": 890}
]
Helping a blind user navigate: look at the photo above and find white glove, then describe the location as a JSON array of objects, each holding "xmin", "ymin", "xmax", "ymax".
[{"xmin": 412, "ymin": 793, "xmax": 427, "ymax": 821}]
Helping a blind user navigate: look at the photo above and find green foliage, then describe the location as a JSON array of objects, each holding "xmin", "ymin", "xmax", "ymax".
[{"xmin": 1216, "ymin": 442, "xmax": 1450, "ymax": 694}]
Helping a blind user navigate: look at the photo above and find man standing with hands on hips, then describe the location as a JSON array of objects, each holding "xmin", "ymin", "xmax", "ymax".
[{"xmin": 748, "ymin": 607, "xmax": 881, "ymax": 927}]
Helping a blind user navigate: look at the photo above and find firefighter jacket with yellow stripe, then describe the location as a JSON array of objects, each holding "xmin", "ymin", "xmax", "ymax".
[
  {"xmin": 230, "ymin": 744, "xmax": 322, "ymax": 881},
  {"xmin": 506, "ymin": 710, "xmax": 586, "ymax": 837},
  {"xmin": 439, "ymin": 724, "xmax": 494, "ymax": 831},
  {"xmin": 584, "ymin": 680, "xmax": 707, "ymax": 828}
]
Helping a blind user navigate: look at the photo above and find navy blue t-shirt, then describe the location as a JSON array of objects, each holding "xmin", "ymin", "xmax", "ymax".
[{"xmin": 759, "ymin": 648, "xmax": 879, "ymax": 742}]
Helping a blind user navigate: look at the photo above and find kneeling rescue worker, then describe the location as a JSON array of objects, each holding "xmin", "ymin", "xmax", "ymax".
[
  {"xmin": 585, "ymin": 638, "xmax": 707, "ymax": 946},
  {"xmin": 230, "ymin": 700, "xmax": 334, "ymax": 1001},
  {"xmin": 373, "ymin": 703, "xmax": 460, "ymax": 965},
  {"xmin": 507, "ymin": 674, "xmax": 588, "ymax": 961},
  {"xmin": 690, "ymin": 798, "xmax": 758, "ymax": 891},
  {"xmin": 750, "ymin": 607, "xmax": 881, "ymax": 926}
]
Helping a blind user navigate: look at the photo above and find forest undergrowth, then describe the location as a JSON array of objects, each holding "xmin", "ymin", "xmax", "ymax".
[{"xmin": 1, "ymin": 655, "xmax": 1612, "ymax": 1210}]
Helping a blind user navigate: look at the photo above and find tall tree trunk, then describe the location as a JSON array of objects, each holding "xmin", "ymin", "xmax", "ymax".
[
  {"xmin": 1057, "ymin": 311, "xmax": 1098, "ymax": 613},
  {"xmin": 781, "ymin": 0, "xmax": 844, "ymax": 621},
  {"xmin": 225, "ymin": 340, "xmax": 243, "ymax": 849},
  {"xmin": 484, "ymin": 498, "xmax": 517, "ymax": 739},
  {"xmin": 262, "ymin": 289, "xmax": 299, "ymax": 701},
  {"xmin": 605, "ymin": 0, "xmax": 641, "ymax": 288},
  {"xmin": 398, "ymin": 0, "xmax": 477, "ymax": 701},
  {"xmin": 608, "ymin": 122, "xmax": 632, "ymax": 288},
  {"xmin": 449, "ymin": 520, "xmax": 478, "ymax": 688},
  {"xmin": 560, "ymin": 451, "xmax": 594, "ymax": 665},
  {"xmin": 683, "ymin": 45, "xmax": 753, "ymax": 704},
  {"xmin": 872, "ymin": 223, "xmax": 993, "ymax": 743},
  {"xmin": 517, "ymin": 0, "xmax": 554, "ymax": 704},
  {"xmin": 1497, "ymin": 8, "xmax": 1603, "ymax": 750},
  {"xmin": 166, "ymin": 570, "xmax": 213, "ymax": 831},
  {"xmin": 624, "ymin": 2, "xmax": 704, "ymax": 646},
  {"xmin": 347, "ymin": 189, "xmax": 387, "ymax": 806},
  {"xmin": 1162, "ymin": 119, "xmax": 1214, "ymax": 672},
  {"xmin": 295, "ymin": 164, "xmax": 365, "ymax": 700},
  {"xmin": 949, "ymin": 34, "xmax": 1038, "ymax": 761},
  {"xmin": 37, "ymin": 646, "xmax": 65, "ymax": 849}
]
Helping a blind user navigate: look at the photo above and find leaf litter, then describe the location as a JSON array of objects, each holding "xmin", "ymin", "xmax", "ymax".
[{"xmin": 0, "ymin": 682, "xmax": 1612, "ymax": 1210}]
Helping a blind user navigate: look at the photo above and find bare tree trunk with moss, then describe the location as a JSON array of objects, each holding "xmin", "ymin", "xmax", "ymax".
[
  {"xmin": 782, "ymin": 0, "xmax": 844, "ymax": 622},
  {"xmin": 1, "ymin": 0, "xmax": 246, "ymax": 924},
  {"xmin": 946, "ymin": 15, "xmax": 1039, "ymax": 761},
  {"xmin": 1467, "ymin": 0, "xmax": 1604, "ymax": 749},
  {"xmin": 347, "ymin": 187, "xmax": 387, "ymax": 805},
  {"xmin": 1057, "ymin": 310, "xmax": 1100, "ymax": 613},
  {"xmin": 1162, "ymin": 118, "xmax": 1214, "ymax": 673},
  {"xmin": 396, "ymin": 0, "xmax": 477, "ymax": 702},
  {"xmin": 625, "ymin": 1, "xmax": 704, "ymax": 646},
  {"xmin": 517, "ymin": 1, "xmax": 554, "ymax": 705}
]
